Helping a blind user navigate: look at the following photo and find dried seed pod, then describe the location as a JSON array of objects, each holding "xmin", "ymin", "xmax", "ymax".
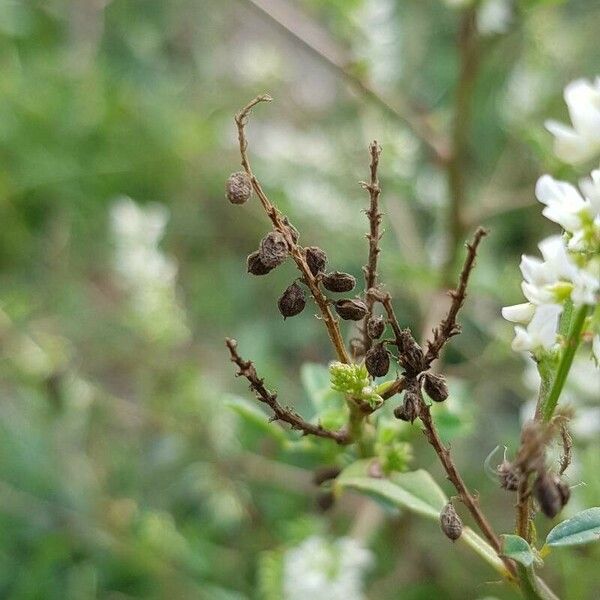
[
  {"xmin": 423, "ymin": 372, "xmax": 449, "ymax": 403},
  {"xmin": 226, "ymin": 171, "xmax": 252, "ymax": 204},
  {"xmin": 393, "ymin": 392, "xmax": 419, "ymax": 423},
  {"xmin": 277, "ymin": 282, "xmax": 306, "ymax": 319},
  {"xmin": 440, "ymin": 502, "xmax": 463, "ymax": 541},
  {"xmin": 246, "ymin": 251, "xmax": 273, "ymax": 276},
  {"xmin": 367, "ymin": 315, "xmax": 385, "ymax": 340},
  {"xmin": 497, "ymin": 461, "xmax": 520, "ymax": 492},
  {"xmin": 322, "ymin": 271, "xmax": 356, "ymax": 293},
  {"xmin": 334, "ymin": 299, "xmax": 368, "ymax": 321},
  {"xmin": 259, "ymin": 231, "xmax": 288, "ymax": 268},
  {"xmin": 533, "ymin": 472, "xmax": 562, "ymax": 518},
  {"xmin": 283, "ymin": 217, "xmax": 299, "ymax": 243},
  {"xmin": 305, "ymin": 246, "xmax": 327, "ymax": 276},
  {"xmin": 316, "ymin": 491, "xmax": 335, "ymax": 512},
  {"xmin": 313, "ymin": 465, "xmax": 342, "ymax": 486},
  {"xmin": 402, "ymin": 340, "xmax": 424, "ymax": 374},
  {"xmin": 556, "ymin": 477, "xmax": 571, "ymax": 508},
  {"xmin": 365, "ymin": 343, "xmax": 390, "ymax": 378}
]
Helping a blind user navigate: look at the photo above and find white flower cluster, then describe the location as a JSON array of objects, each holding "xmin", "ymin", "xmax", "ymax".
[
  {"xmin": 110, "ymin": 197, "xmax": 189, "ymax": 343},
  {"xmin": 502, "ymin": 78, "xmax": 600, "ymax": 358},
  {"xmin": 283, "ymin": 536, "xmax": 373, "ymax": 600}
]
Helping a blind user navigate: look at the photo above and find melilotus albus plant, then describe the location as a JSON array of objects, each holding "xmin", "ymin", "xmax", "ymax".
[{"xmin": 225, "ymin": 77, "xmax": 600, "ymax": 599}]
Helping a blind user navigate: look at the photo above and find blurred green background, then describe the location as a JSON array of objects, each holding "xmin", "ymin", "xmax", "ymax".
[{"xmin": 0, "ymin": 0, "xmax": 599, "ymax": 598}]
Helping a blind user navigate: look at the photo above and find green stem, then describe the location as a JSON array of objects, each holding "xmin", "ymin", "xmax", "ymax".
[
  {"xmin": 517, "ymin": 565, "xmax": 560, "ymax": 600},
  {"xmin": 540, "ymin": 305, "xmax": 590, "ymax": 422}
]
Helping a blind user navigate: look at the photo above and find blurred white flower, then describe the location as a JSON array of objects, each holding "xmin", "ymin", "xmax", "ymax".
[
  {"xmin": 535, "ymin": 175, "xmax": 597, "ymax": 234},
  {"xmin": 501, "ymin": 302, "xmax": 535, "ymax": 324},
  {"xmin": 545, "ymin": 77, "xmax": 600, "ymax": 164},
  {"xmin": 579, "ymin": 169, "xmax": 600, "ymax": 215},
  {"xmin": 511, "ymin": 304, "xmax": 562, "ymax": 352},
  {"xmin": 283, "ymin": 536, "xmax": 373, "ymax": 600},
  {"xmin": 477, "ymin": 0, "xmax": 512, "ymax": 36},
  {"xmin": 110, "ymin": 197, "xmax": 189, "ymax": 343}
]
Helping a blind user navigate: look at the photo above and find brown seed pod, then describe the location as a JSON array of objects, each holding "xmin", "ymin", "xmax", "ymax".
[
  {"xmin": 226, "ymin": 171, "xmax": 252, "ymax": 204},
  {"xmin": 365, "ymin": 343, "xmax": 390, "ymax": 378},
  {"xmin": 402, "ymin": 341, "xmax": 424, "ymax": 374},
  {"xmin": 533, "ymin": 472, "xmax": 563, "ymax": 518},
  {"xmin": 497, "ymin": 460, "xmax": 520, "ymax": 492},
  {"xmin": 259, "ymin": 231, "xmax": 288, "ymax": 268},
  {"xmin": 305, "ymin": 246, "xmax": 327, "ymax": 276},
  {"xmin": 277, "ymin": 282, "xmax": 306, "ymax": 319},
  {"xmin": 440, "ymin": 502, "xmax": 463, "ymax": 541},
  {"xmin": 367, "ymin": 315, "xmax": 385, "ymax": 340},
  {"xmin": 246, "ymin": 251, "xmax": 273, "ymax": 276},
  {"xmin": 316, "ymin": 490, "xmax": 335, "ymax": 512},
  {"xmin": 556, "ymin": 477, "xmax": 571, "ymax": 508},
  {"xmin": 322, "ymin": 271, "xmax": 356, "ymax": 293},
  {"xmin": 313, "ymin": 465, "xmax": 342, "ymax": 486},
  {"xmin": 334, "ymin": 299, "xmax": 368, "ymax": 321},
  {"xmin": 393, "ymin": 392, "xmax": 419, "ymax": 423},
  {"xmin": 282, "ymin": 217, "xmax": 299, "ymax": 243},
  {"xmin": 423, "ymin": 373, "xmax": 449, "ymax": 402}
]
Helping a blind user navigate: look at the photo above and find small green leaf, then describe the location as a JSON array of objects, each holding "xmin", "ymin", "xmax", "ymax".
[
  {"xmin": 226, "ymin": 396, "xmax": 287, "ymax": 443},
  {"xmin": 501, "ymin": 534, "xmax": 536, "ymax": 567},
  {"xmin": 546, "ymin": 507, "xmax": 600, "ymax": 547},
  {"xmin": 336, "ymin": 459, "xmax": 446, "ymax": 519}
]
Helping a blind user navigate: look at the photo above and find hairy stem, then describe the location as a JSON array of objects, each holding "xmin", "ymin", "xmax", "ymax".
[
  {"xmin": 226, "ymin": 338, "xmax": 350, "ymax": 444},
  {"xmin": 361, "ymin": 141, "xmax": 383, "ymax": 353}
]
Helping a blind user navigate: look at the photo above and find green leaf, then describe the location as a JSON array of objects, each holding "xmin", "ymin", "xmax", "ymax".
[
  {"xmin": 501, "ymin": 534, "xmax": 536, "ymax": 567},
  {"xmin": 546, "ymin": 507, "xmax": 600, "ymax": 547},
  {"xmin": 300, "ymin": 363, "xmax": 331, "ymax": 409},
  {"xmin": 225, "ymin": 396, "xmax": 287, "ymax": 443},
  {"xmin": 336, "ymin": 459, "xmax": 446, "ymax": 519},
  {"xmin": 336, "ymin": 460, "xmax": 507, "ymax": 576}
]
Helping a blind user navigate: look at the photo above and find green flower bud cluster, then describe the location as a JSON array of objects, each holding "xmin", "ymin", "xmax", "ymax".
[{"xmin": 329, "ymin": 361, "xmax": 383, "ymax": 408}]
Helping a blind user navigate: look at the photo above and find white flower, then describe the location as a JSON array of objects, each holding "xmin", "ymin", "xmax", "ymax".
[
  {"xmin": 283, "ymin": 536, "xmax": 373, "ymax": 600},
  {"xmin": 502, "ymin": 302, "xmax": 535, "ymax": 324},
  {"xmin": 535, "ymin": 175, "xmax": 596, "ymax": 233},
  {"xmin": 477, "ymin": 0, "xmax": 512, "ymax": 36},
  {"xmin": 545, "ymin": 77, "xmax": 600, "ymax": 164},
  {"xmin": 511, "ymin": 304, "xmax": 562, "ymax": 352},
  {"xmin": 579, "ymin": 169, "xmax": 600, "ymax": 215}
]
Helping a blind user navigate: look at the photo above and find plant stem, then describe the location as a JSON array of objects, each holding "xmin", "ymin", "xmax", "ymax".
[
  {"xmin": 517, "ymin": 565, "xmax": 560, "ymax": 600},
  {"xmin": 539, "ymin": 305, "xmax": 590, "ymax": 422}
]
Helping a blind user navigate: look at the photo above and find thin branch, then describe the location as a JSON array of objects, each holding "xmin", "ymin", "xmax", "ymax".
[
  {"xmin": 442, "ymin": 7, "xmax": 481, "ymax": 284},
  {"xmin": 235, "ymin": 96, "xmax": 350, "ymax": 363},
  {"xmin": 418, "ymin": 396, "xmax": 516, "ymax": 577},
  {"xmin": 240, "ymin": 0, "xmax": 448, "ymax": 162},
  {"xmin": 361, "ymin": 140, "xmax": 383, "ymax": 353},
  {"xmin": 424, "ymin": 226, "xmax": 488, "ymax": 366},
  {"xmin": 226, "ymin": 338, "xmax": 350, "ymax": 444}
]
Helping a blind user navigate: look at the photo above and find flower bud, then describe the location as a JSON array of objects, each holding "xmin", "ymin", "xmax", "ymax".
[
  {"xmin": 367, "ymin": 315, "xmax": 385, "ymax": 340},
  {"xmin": 440, "ymin": 502, "xmax": 463, "ymax": 541},
  {"xmin": 246, "ymin": 251, "xmax": 273, "ymax": 276},
  {"xmin": 322, "ymin": 271, "xmax": 356, "ymax": 293},
  {"xmin": 393, "ymin": 392, "xmax": 419, "ymax": 423},
  {"xmin": 277, "ymin": 282, "xmax": 306, "ymax": 319},
  {"xmin": 533, "ymin": 472, "xmax": 562, "ymax": 518},
  {"xmin": 365, "ymin": 343, "xmax": 390, "ymax": 378},
  {"xmin": 423, "ymin": 373, "xmax": 449, "ymax": 402},
  {"xmin": 259, "ymin": 231, "xmax": 288, "ymax": 268},
  {"xmin": 334, "ymin": 299, "xmax": 368, "ymax": 321},
  {"xmin": 226, "ymin": 171, "xmax": 252, "ymax": 204},
  {"xmin": 305, "ymin": 246, "xmax": 327, "ymax": 276}
]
